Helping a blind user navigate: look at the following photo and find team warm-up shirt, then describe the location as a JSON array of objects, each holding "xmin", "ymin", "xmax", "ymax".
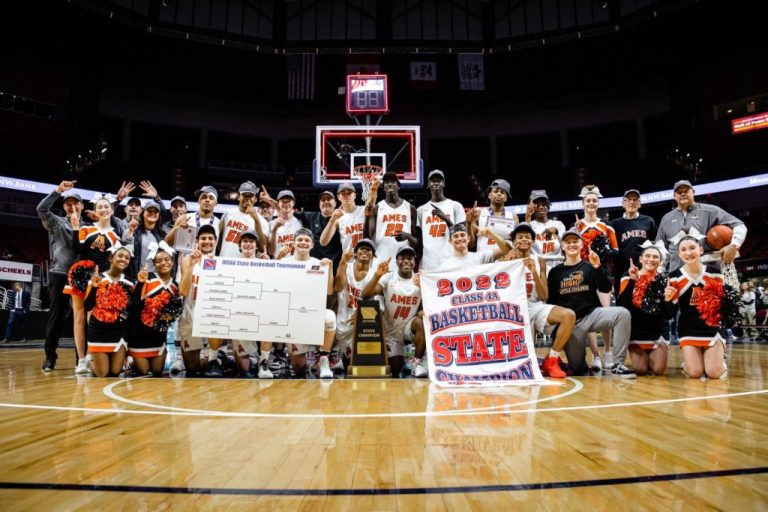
[
  {"xmin": 270, "ymin": 216, "xmax": 303, "ymax": 257},
  {"xmin": 375, "ymin": 200, "xmax": 413, "ymax": 265},
  {"xmin": 379, "ymin": 273, "xmax": 421, "ymax": 343},
  {"xmin": 667, "ymin": 265, "xmax": 723, "ymax": 339},
  {"xmin": 476, "ymin": 208, "xmax": 516, "ymax": 253},
  {"xmin": 337, "ymin": 206, "xmax": 366, "ymax": 253},
  {"xmin": 219, "ymin": 208, "xmax": 269, "ymax": 258},
  {"xmin": 547, "ymin": 260, "xmax": 612, "ymax": 320},
  {"xmin": 530, "ymin": 219, "xmax": 566, "ymax": 270},
  {"xmin": 417, "ymin": 199, "xmax": 467, "ymax": 271},
  {"xmin": 336, "ymin": 263, "xmax": 376, "ymax": 326},
  {"xmin": 610, "ymin": 214, "xmax": 658, "ymax": 294},
  {"xmin": 439, "ymin": 251, "xmax": 493, "ymax": 271}
]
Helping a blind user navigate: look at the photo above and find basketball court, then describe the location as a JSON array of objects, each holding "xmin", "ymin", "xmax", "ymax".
[{"xmin": 1, "ymin": 342, "xmax": 766, "ymax": 510}]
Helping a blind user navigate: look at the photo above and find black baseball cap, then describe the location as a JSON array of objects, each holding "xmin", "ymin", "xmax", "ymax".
[
  {"xmin": 355, "ymin": 238, "xmax": 376, "ymax": 255},
  {"xmin": 511, "ymin": 224, "xmax": 536, "ymax": 239},
  {"xmin": 196, "ymin": 224, "xmax": 217, "ymax": 239}
]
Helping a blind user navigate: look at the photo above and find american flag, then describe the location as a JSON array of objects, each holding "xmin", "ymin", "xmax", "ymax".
[{"xmin": 287, "ymin": 54, "xmax": 315, "ymax": 100}]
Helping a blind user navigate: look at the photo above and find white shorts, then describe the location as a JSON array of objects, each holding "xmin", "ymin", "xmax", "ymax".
[
  {"xmin": 528, "ymin": 301, "xmax": 555, "ymax": 335},
  {"xmin": 336, "ymin": 322, "xmax": 354, "ymax": 352},
  {"xmin": 324, "ymin": 309, "xmax": 337, "ymax": 331},
  {"xmin": 385, "ymin": 317, "xmax": 417, "ymax": 357}
]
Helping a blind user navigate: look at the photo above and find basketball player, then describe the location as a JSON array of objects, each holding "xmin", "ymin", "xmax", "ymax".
[
  {"xmin": 218, "ymin": 181, "xmax": 268, "ymax": 258},
  {"xmin": 276, "ymin": 228, "xmax": 336, "ymax": 378},
  {"xmin": 416, "ymin": 170, "xmax": 467, "ymax": 271},
  {"xmin": 503, "ymin": 224, "xmax": 576, "ymax": 379},
  {"xmin": 467, "ymin": 178, "xmax": 518, "ymax": 253},
  {"xmin": 524, "ymin": 190, "xmax": 566, "ymax": 272},
  {"xmin": 165, "ymin": 185, "xmax": 220, "ymax": 246},
  {"xmin": 439, "ymin": 223, "xmax": 511, "ymax": 270},
  {"xmin": 268, "ymin": 190, "xmax": 303, "ymax": 257},
  {"xmin": 365, "ymin": 172, "xmax": 418, "ymax": 271},
  {"xmin": 362, "ymin": 246, "xmax": 427, "ymax": 378},
  {"xmin": 177, "ymin": 224, "xmax": 218, "ymax": 376},
  {"xmin": 320, "ymin": 182, "xmax": 376, "ymax": 254},
  {"xmin": 334, "ymin": 239, "xmax": 377, "ymax": 365}
]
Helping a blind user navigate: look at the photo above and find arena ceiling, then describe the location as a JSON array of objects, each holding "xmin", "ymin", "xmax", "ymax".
[{"xmin": 70, "ymin": 0, "xmax": 695, "ymax": 54}]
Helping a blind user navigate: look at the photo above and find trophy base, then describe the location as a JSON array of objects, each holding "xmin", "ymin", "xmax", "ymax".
[{"xmin": 347, "ymin": 365, "xmax": 392, "ymax": 378}]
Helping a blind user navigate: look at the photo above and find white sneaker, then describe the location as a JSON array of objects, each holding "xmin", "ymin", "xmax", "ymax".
[
  {"xmin": 258, "ymin": 359, "xmax": 274, "ymax": 379},
  {"xmin": 413, "ymin": 359, "xmax": 429, "ymax": 378},
  {"xmin": 603, "ymin": 352, "xmax": 614, "ymax": 371},
  {"xmin": 169, "ymin": 355, "xmax": 184, "ymax": 376},
  {"xmin": 75, "ymin": 358, "xmax": 89, "ymax": 375},
  {"xmin": 591, "ymin": 356, "xmax": 602, "ymax": 373},
  {"xmin": 318, "ymin": 356, "xmax": 333, "ymax": 379}
]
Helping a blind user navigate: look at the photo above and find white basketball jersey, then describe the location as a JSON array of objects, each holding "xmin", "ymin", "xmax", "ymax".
[
  {"xmin": 337, "ymin": 206, "xmax": 366, "ymax": 253},
  {"xmin": 270, "ymin": 216, "xmax": 303, "ymax": 256},
  {"xmin": 417, "ymin": 199, "xmax": 466, "ymax": 271},
  {"xmin": 375, "ymin": 200, "xmax": 413, "ymax": 269},
  {"xmin": 336, "ymin": 263, "xmax": 376, "ymax": 326},
  {"xmin": 477, "ymin": 208, "xmax": 516, "ymax": 253},
  {"xmin": 380, "ymin": 273, "xmax": 421, "ymax": 343},
  {"xmin": 523, "ymin": 256, "xmax": 544, "ymax": 304},
  {"xmin": 219, "ymin": 209, "xmax": 268, "ymax": 257},
  {"xmin": 530, "ymin": 219, "xmax": 566, "ymax": 270}
]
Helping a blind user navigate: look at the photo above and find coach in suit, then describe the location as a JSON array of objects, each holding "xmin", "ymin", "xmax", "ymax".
[
  {"xmin": 2, "ymin": 283, "xmax": 31, "ymax": 343},
  {"xmin": 36, "ymin": 181, "xmax": 84, "ymax": 370}
]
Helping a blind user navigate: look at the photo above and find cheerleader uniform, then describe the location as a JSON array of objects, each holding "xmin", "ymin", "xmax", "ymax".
[
  {"xmin": 617, "ymin": 273, "xmax": 670, "ymax": 350},
  {"xmin": 128, "ymin": 274, "xmax": 181, "ymax": 359},
  {"xmin": 83, "ymin": 272, "xmax": 134, "ymax": 353},
  {"xmin": 578, "ymin": 220, "xmax": 618, "ymax": 261},
  {"xmin": 668, "ymin": 265, "xmax": 726, "ymax": 347},
  {"xmin": 66, "ymin": 225, "xmax": 121, "ymax": 298}
]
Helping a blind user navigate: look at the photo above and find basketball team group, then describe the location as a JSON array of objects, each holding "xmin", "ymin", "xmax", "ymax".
[{"xmin": 35, "ymin": 170, "xmax": 748, "ymax": 381}]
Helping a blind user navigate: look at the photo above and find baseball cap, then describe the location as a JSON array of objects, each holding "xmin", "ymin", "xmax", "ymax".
[
  {"xmin": 511, "ymin": 223, "xmax": 536, "ymax": 239},
  {"xmin": 238, "ymin": 230, "xmax": 259, "ymax": 243},
  {"xmin": 239, "ymin": 181, "xmax": 258, "ymax": 195},
  {"xmin": 673, "ymin": 180, "xmax": 693, "ymax": 192},
  {"xmin": 126, "ymin": 197, "xmax": 142, "ymax": 206},
  {"xmin": 449, "ymin": 223, "xmax": 468, "ymax": 236},
  {"xmin": 355, "ymin": 238, "xmax": 376, "ymax": 254},
  {"xmin": 276, "ymin": 190, "xmax": 295, "ymax": 201},
  {"xmin": 623, "ymin": 189, "xmax": 641, "ymax": 198},
  {"xmin": 561, "ymin": 228, "xmax": 582, "ymax": 241},
  {"xmin": 396, "ymin": 246, "xmax": 416, "ymax": 257},
  {"xmin": 196, "ymin": 224, "xmax": 217, "ymax": 239},
  {"xmin": 318, "ymin": 190, "xmax": 335, "ymax": 200},
  {"xmin": 529, "ymin": 189, "xmax": 550, "ymax": 204},
  {"xmin": 143, "ymin": 200, "xmax": 161, "ymax": 212},
  {"xmin": 62, "ymin": 193, "xmax": 83, "ymax": 204},
  {"xmin": 197, "ymin": 185, "xmax": 218, "ymax": 199},
  {"xmin": 337, "ymin": 182, "xmax": 356, "ymax": 194},
  {"xmin": 428, "ymin": 169, "xmax": 445, "ymax": 181},
  {"xmin": 382, "ymin": 171, "xmax": 400, "ymax": 185},
  {"xmin": 170, "ymin": 195, "xmax": 186, "ymax": 206},
  {"xmin": 489, "ymin": 179, "xmax": 511, "ymax": 195}
]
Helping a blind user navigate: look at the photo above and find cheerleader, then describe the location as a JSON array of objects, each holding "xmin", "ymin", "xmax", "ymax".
[
  {"xmin": 665, "ymin": 235, "xmax": 727, "ymax": 379},
  {"xmin": 574, "ymin": 185, "xmax": 619, "ymax": 372},
  {"xmin": 67, "ymin": 193, "xmax": 123, "ymax": 374},
  {"xmin": 616, "ymin": 243, "xmax": 670, "ymax": 376},
  {"xmin": 128, "ymin": 241, "xmax": 183, "ymax": 376},
  {"xmin": 83, "ymin": 243, "xmax": 135, "ymax": 377}
]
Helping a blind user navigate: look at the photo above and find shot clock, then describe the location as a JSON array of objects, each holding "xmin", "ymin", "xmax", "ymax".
[{"xmin": 346, "ymin": 74, "xmax": 389, "ymax": 115}]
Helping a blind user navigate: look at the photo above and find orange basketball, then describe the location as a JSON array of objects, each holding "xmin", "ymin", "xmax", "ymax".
[{"xmin": 706, "ymin": 225, "xmax": 733, "ymax": 250}]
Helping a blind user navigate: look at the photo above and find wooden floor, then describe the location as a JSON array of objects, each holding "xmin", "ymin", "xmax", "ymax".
[{"xmin": 1, "ymin": 343, "xmax": 767, "ymax": 511}]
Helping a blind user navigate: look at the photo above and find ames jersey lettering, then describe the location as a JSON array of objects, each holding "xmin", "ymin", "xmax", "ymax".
[
  {"xmin": 375, "ymin": 200, "xmax": 413, "ymax": 269},
  {"xmin": 219, "ymin": 209, "xmax": 268, "ymax": 257},
  {"xmin": 416, "ymin": 199, "xmax": 466, "ymax": 271},
  {"xmin": 380, "ymin": 273, "xmax": 421, "ymax": 343},
  {"xmin": 338, "ymin": 206, "xmax": 366, "ymax": 253},
  {"xmin": 270, "ymin": 216, "xmax": 303, "ymax": 256}
]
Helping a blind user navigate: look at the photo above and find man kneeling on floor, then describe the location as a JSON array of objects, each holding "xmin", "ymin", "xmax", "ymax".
[{"xmin": 546, "ymin": 229, "xmax": 636, "ymax": 378}]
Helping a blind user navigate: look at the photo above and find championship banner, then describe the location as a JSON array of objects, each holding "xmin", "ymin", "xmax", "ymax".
[
  {"xmin": 0, "ymin": 260, "xmax": 33, "ymax": 283},
  {"xmin": 192, "ymin": 258, "xmax": 328, "ymax": 344},
  {"xmin": 421, "ymin": 260, "xmax": 547, "ymax": 387}
]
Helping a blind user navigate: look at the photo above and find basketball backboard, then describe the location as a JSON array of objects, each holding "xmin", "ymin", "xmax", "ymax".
[{"xmin": 313, "ymin": 125, "xmax": 423, "ymax": 188}]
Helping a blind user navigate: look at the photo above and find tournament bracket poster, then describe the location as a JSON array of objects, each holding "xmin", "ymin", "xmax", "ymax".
[{"xmin": 421, "ymin": 260, "xmax": 547, "ymax": 387}]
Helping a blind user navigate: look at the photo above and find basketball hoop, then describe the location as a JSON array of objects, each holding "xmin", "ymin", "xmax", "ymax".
[{"xmin": 352, "ymin": 164, "xmax": 384, "ymax": 202}]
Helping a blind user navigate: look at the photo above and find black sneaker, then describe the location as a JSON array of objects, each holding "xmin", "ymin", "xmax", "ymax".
[
  {"xmin": 611, "ymin": 363, "xmax": 637, "ymax": 379},
  {"xmin": 205, "ymin": 359, "xmax": 224, "ymax": 378},
  {"xmin": 42, "ymin": 359, "xmax": 56, "ymax": 372}
]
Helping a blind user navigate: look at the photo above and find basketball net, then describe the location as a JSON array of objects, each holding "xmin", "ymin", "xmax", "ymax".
[{"xmin": 352, "ymin": 165, "xmax": 384, "ymax": 202}]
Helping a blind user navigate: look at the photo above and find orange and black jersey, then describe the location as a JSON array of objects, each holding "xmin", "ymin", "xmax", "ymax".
[
  {"xmin": 617, "ymin": 274, "xmax": 671, "ymax": 341},
  {"xmin": 667, "ymin": 265, "xmax": 723, "ymax": 338},
  {"xmin": 73, "ymin": 225, "xmax": 121, "ymax": 269}
]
